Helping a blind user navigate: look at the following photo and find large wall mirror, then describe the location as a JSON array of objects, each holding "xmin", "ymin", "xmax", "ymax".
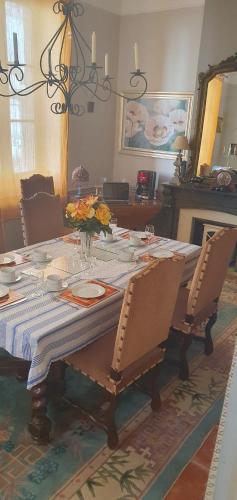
[{"xmin": 193, "ymin": 54, "xmax": 237, "ymax": 175}]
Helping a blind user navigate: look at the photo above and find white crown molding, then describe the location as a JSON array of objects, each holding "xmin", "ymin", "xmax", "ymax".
[
  {"xmin": 83, "ymin": 0, "xmax": 204, "ymax": 16},
  {"xmin": 121, "ymin": 0, "xmax": 205, "ymax": 16}
]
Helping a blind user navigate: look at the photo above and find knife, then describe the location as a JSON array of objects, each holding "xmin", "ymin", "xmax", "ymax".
[{"xmin": 0, "ymin": 297, "xmax": 27, "ymax": 311}]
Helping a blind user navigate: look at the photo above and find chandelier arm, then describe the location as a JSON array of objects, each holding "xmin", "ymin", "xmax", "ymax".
[
  {"xmin": 72, "ymin": 21, "xmax": 91, "ymax": 52},
  {"xmin": 40, "ymin": 17, "xmax": 68, "ymax": 80},
  {"xmin": 109, "ymin": 72, "xmax": 148, "ymax": 100},
  {"xmin": 81, "ymin": 81, "xmax": 112, "ymax": 102},
  {"xmin": 7, "ymin": 66, "xmax": 47, "ymax": 96},
  {"xmin": 46, "ymin": 80, "xmax": 65, "ymax": 99},
  {"xmin": 57, "ymin": 17, "xmax": 69, "ymax": 93},
  {"xmin": 70, "ymin": 16, "xmax": 87, "ymax": 82}
]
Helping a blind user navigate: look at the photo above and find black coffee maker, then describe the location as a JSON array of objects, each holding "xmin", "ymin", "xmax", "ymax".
[{"xmin": 135, "ymin": 170, "xmax": 156, "ymax": 200}]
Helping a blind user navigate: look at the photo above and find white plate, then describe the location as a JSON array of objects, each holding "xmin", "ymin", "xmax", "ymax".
[
  {"xmin": 102, "ymin": 238, "xmax": 119, "ymax": 244},
  {"xmin": 72, "ymin": 283, "xmax": 106, "ymax": 299},
  {"xmin": 0, "ymin": 275, "xmax": 22, "ymax": 285},
  {"xmin": 129, "ymin": 240, "xmax": 145, "ymax": 247},
  {"xmin": 150, "ymin": 249, "xmax": 174, "ymax": 259},
  {"xmin": 118, "ymin": 255, "xmax": 137, "ymax": 262},
  {"xmin": 0, "ymin": 285, "xmax": 10, "ymax": 299},
  {"xmin": 134, "ymin": 232, "xmax": 147, "ymax": 239},
  {"xmin": 31, "ymin": 255, "xmax": 52, "ymax": 263},
  {"xmin": 47, "ymin": 282, "xmax": 68, "ymax": 292},
  {"xmin": 0, "ymin": 254, "xmax": 15, "ymax": 265}
]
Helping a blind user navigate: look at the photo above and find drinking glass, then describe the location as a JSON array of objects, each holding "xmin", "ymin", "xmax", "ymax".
[
  {"xmin": 71, "ymin": 229, "xmax": 80, "ymax": 254},
  {"xmin": 145, "ymin": 224, "xmax": 155, "ymax": 240},
  {"xmin": 110, "ymin": 217, "xmax": 118, "ymax": 236},
  {"xmin": 110, "ymin": 217, "xmax": 118, "ymax": 228},
  {"xmin": 29, "ymin": 264, "xmax": 46, "ymax": 298}
]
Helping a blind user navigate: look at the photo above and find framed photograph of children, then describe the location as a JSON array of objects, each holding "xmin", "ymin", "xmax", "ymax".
[{"xmin": 119, "ymin": 92, "xmax": 194, "ymax": 159}]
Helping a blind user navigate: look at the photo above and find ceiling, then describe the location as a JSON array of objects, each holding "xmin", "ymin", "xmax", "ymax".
[{"xmin": 84, "ymin": 0, "xmax": 205, "ymax": 15}]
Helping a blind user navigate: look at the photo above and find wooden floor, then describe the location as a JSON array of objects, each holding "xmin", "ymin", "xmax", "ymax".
[{"xmin": 165, "ymin": 426, "xmax": 218, "ymax": 500}]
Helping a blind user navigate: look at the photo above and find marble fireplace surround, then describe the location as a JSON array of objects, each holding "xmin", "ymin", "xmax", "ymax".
[
  {"xmin": 158, "ymin": 183, "xmax": 237, "ymax": 242},
  {"xmin": 177, "ymin": 209, "xmax": 237, "ymax": 243}
]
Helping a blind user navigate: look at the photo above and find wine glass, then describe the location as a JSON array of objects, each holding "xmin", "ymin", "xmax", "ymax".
[
  {"xmin": 29, "ymin": 263, "xmax": 46, "ymax": 298},
  {"xmin": 110, "ymin": 217, "xmax": 118, "ymax": 236},
  {"xmin": 145, "ymin": 224, "xmax": 155, "ymax": 241}
]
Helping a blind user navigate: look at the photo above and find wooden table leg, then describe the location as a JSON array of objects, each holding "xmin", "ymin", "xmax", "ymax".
[
  {"xmin": 28, "ymin": 381, "xmax": 51, "ymax": 445},
  {"xmin": 47, "ymin": 360, "xmax": 66, "ymax": 406}
]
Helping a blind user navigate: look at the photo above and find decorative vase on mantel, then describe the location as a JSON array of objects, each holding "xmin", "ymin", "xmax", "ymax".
[{"xmin": 80, "ymin": 231, "xmax": 93, "ymax": 261}]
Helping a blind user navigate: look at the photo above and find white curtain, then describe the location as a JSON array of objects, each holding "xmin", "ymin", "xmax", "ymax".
[{"xmin": 0, "ymin": 0, "xmax": 69, "ymax": 226}]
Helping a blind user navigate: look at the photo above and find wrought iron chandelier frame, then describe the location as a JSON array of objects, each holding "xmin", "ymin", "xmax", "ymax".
[{"xmin": 0, "ymin": 0, "xmax": 148, "ymax": 115}]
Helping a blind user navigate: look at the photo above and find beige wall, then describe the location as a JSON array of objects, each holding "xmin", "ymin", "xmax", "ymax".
[
  {"xmin": 68, "ymin": 3, "xmax": 120, "ymax": 189},
  {"xmin": 197, "ymin": 0, "xmax": 237, "ymax": 74},
  {"xmin": 113, "ymin": 6, "xmax": 204, "ymax": 188}
]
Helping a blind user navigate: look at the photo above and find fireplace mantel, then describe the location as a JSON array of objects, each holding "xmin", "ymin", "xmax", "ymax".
[{"xmin": 158, "ymin": 183, "xmax": 237, "ymax": 239}]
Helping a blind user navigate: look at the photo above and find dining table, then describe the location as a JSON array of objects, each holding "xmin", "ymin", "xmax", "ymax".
[{"xmin": 0, "ymin": 228, "xmax": 201, "ymax": 443}]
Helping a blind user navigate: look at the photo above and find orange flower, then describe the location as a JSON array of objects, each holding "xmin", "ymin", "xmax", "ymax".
[
  {"xmin": 95, "ymin": 203, "xmax": 111, "ymax": 225},
  {"xmin": 76, "ymin": 201, "xmax": 95, "ymax": 221},
  {"xmin": 85, "ymin": 195, "xmax": 98, "ymax": 206},
  {"xmin": 66, "ymin": 202, "xmax": 76, "ymax": 215}
]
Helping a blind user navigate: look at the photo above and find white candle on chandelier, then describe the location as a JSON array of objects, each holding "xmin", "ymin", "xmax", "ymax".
[
  {"xmin": 91, "ymin": 31, "xmax": 96, "ymax": 64},
  {"xmin": 13, "ymin": 32, "xmax": 19, "ymax": 64},
  {"xmin": 105, "ymin": 53, "xmax": 109, "ymax": 77},
  {"xmin": 134, "ymin": 42, "xmax": 139, "ymax": 71}
]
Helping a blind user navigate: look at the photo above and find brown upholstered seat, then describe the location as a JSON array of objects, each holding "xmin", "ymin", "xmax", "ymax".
[
  {"xmin": 20, "ymin": 174, "xmax": 55, "ymax": 199},
  {"xmin": 172, "ymin": 227, "xmax": 237, "ymax": 380},
  {"xmin": 20, "ymin": 192, "xmax": 72, "ymax": 246},
  {"xmin": 65, "ymin": 256, "xmax": 185, "ymax": 448}
]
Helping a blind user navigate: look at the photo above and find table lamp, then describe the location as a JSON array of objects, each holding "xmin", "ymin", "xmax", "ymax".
[
  {"xmin": 72, "ymin": 165, "xmax": 90, "ymax": 197},
  {"xmin": 172, "ymin": 135, "xmax": 190, "ymax": 184}
]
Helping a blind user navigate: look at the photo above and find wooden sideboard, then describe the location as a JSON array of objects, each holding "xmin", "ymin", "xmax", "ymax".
[
  {"xmin": 107, "ymin": 200, "xmax": 161, "ymax": 231},
  {"xmin": 68, "ymin": 189, "xmax": 161, "ymax": 232}
]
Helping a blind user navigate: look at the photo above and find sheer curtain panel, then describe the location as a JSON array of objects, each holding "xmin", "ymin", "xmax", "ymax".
[{"xmin": 0, "ymin": 0, "xmax": 70, "ymax": 240}]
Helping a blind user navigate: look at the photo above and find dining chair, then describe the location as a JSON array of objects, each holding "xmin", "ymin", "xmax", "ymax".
[
  {"xmin": 171, "ymin": 227, "xmax": 237, "ymax": 380},
  {"xmin": 20, "ymin": 174, "xmax": 55, "ymax": 199},
  {"xmin": 20, "ymin": 192, "xmax": 72, "ymax": 246},
  {"xmin": 65, "ymin": 255, "xmax": 185, "ymax": 448}
]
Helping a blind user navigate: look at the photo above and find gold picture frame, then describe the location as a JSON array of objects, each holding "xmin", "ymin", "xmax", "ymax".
[{"xmin": 119, "ymin": 91, "xmax": 194, "ymax": 159}]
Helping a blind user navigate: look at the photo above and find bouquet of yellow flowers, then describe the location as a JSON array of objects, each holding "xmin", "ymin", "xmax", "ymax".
[{"xmin": 66, "ymin": 195, "xmax": 112, "ymax": 235}]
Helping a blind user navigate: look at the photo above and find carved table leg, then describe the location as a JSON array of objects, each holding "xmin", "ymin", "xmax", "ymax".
[
  {"xmin": 47, "ymin": 361, "xmax": 67, "ymax": 406},
  {"xmin": 28, "ymin": 381, "xmax": 51, "ymax": 445}
]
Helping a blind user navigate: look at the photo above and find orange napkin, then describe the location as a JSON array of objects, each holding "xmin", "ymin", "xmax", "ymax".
[
  {"xmin": 139, "ymin": 252, "xmax": 179, "ymax": 263},
  {"xmin": 59, "ymin": 280, "xmax": 119, "ymax": 308},
  {"xmin": 139, "ymin": 254, "xmax": 157, "ymax": 263},
  {"xmin": 0, "ymin": 290, "xmax": 24, "ymax": 308},
  {"xmin": 0, "ymin": 253, "xmax": 28, "ymax": 267}
]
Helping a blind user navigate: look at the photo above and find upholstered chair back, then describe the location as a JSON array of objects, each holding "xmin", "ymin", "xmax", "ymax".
[
  {"xmin": 111, "ymin": 256, "xmax": 184, "ymax": 373},
  {"xmin": 20, "ymin": 174, "xmax": 55, "ymax": 199},
  {"xmin": 187, "ymin": 228, "xmax": 237, "ymax": 317},
  {"xmin": 20, "ymin": 192, "xmax": 65, "ymax": 245}
]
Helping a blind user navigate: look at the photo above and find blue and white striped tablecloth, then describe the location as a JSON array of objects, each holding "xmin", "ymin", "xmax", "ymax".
[{"xmin": 0, "ymin": 229, "xmax": 200, "ymax": 390}]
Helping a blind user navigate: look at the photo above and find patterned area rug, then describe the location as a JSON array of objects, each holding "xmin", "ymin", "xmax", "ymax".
[{"xmin": 0, "ymin": 275, "xmax": 237, "ymax": 500}]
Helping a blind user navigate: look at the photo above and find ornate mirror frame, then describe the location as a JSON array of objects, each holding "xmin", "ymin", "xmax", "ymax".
[{"xmin": 193, "ymin": 53, "xmax": 237, "ymax": 174}]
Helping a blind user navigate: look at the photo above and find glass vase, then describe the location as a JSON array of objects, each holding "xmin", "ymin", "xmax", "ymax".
[{"xmin": 80, "ymin": 232, "xmax": 93, "ymax": 261}]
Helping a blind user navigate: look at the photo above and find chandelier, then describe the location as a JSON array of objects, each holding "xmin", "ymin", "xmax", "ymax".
[{"xmin": 0, "ymin": 0, "xmax": 148, "ymax": 116}]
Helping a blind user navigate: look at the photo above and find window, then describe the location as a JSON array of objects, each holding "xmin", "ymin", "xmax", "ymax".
[{"xmin": 5, "ymin": 1, "xmax": 35, "ymax": 173}]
